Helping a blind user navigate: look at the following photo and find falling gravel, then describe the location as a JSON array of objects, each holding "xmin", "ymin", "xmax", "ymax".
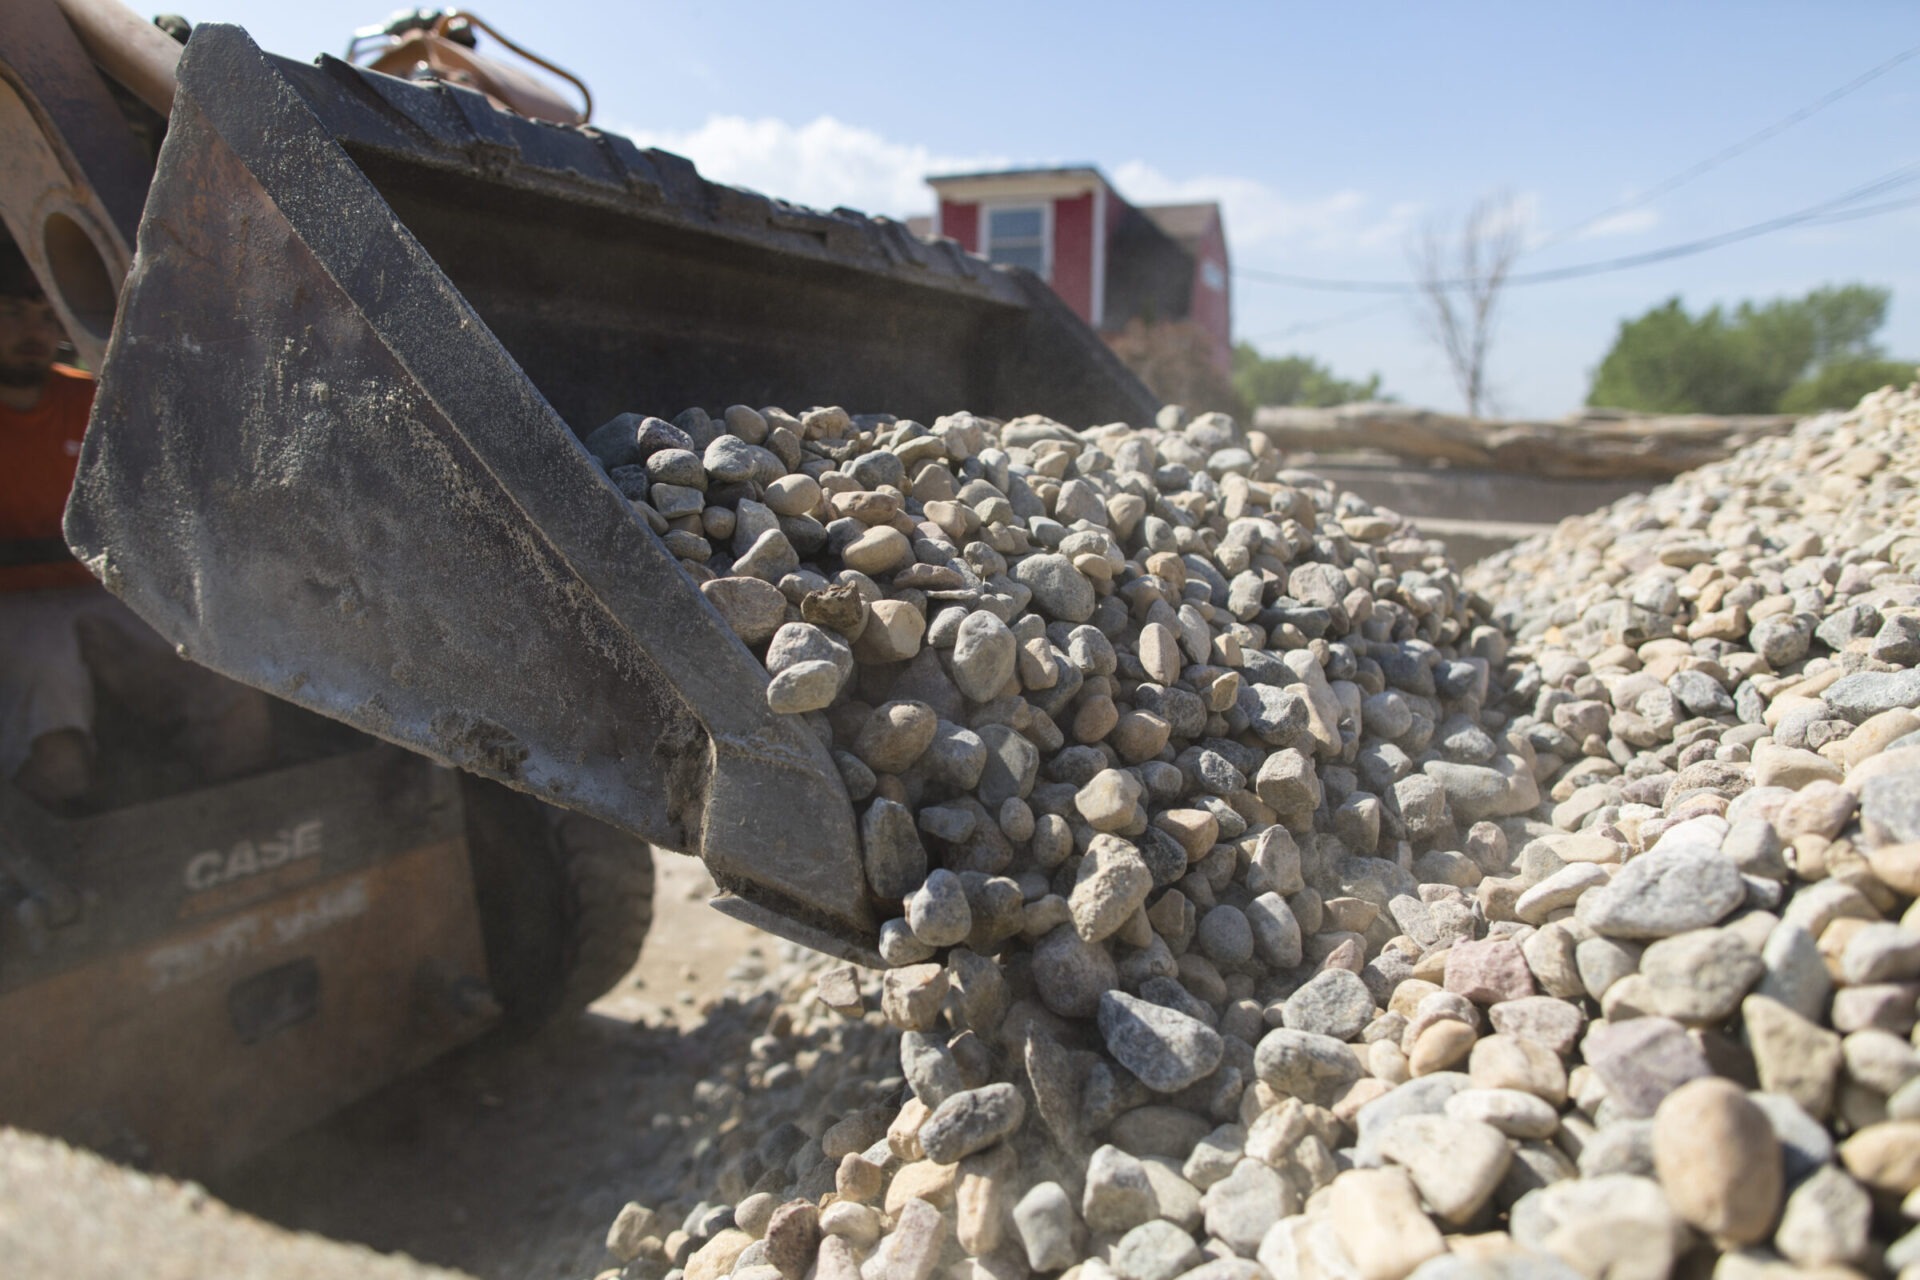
[{"xmin": 576, "ymin": 381, "xmax": 1920, "ymax": 1280}]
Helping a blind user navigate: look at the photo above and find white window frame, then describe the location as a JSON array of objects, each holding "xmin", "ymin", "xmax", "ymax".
[{"xmin": 980, "ymin": 200, "xmax": 1053, "ymax": 281}]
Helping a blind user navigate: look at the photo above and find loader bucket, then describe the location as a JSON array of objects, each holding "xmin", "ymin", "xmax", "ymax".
[{"xmin": 64, "ymin": 23, "xmax": 1150, "ymax": 962}]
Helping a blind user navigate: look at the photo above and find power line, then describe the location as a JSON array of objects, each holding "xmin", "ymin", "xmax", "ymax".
[
  {"xmin": 1533, "ymin": 40, "xmax": 1920, "ymax": 250},
  {"xmin": 1233, "ymin": 160, "xmax": 1920, "ymax": 295},
  {"xmin": 1244, "ymin": 301, "xmax": 1401, "ymax": 344}
]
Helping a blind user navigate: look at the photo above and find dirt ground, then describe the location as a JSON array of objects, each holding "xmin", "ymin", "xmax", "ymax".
[{"xmin": 210, "ymin": 850, "xmax": 777, "ymax": 1280}]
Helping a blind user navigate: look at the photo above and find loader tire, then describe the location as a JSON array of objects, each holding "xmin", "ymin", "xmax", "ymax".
[{"xmin": 460, "ymin": 778, "xmax": 654, "ymax": 1032}]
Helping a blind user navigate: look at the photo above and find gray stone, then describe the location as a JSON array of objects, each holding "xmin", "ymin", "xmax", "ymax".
[
  {"xmin": 1833, "ymin": 982, "xmax": 1920, "ymax": 1035},
  {"xmin": 1575, "ymin": 1120, "xmax": 1654, "ymax": 1178},
  {"xmin": 1824, "ymin": 668, "xmax": 1920, "ymax": 722},
  {"xmin": 1012, "ymin": 554, "xmax": 1097, "ymax": 623},
  {"xmin": 1112, "ymin": 1219, "xmax": 1202, "ymax": 1280},
  {"xmin": 900, "ymin": 1030, "xmax": 964, "ymax": 1109},
  {"xmin": 918, "ymin": 1083, "xmax": 1026, "ymax": 1163},
  {"xmin": 1582, "ymin": 1016, "xmax": 1711, "ymax": 1118},
  {"xmin": 906, "ymin": 869, "xmax": 972, "ymax": 948},
  {"xmin": 1245, "ymin": 892, "xmax": 1304, "ymax": 969},
  {"xmin": 1196, "ymin": 905, "xmax": 1255, "ymax": 967},
  {"xmin": 1083, "ymin": 1144, "xmax": 1159, "ymax": 1235},
  {"xmin": 584, "ymin": 412, "xmax": 657, "ymax": 467},
  {"xmin": 1033, "ymin": 924, "xmax": 1119, "ymax": 1019},
  {"xmin": 1108, "ymin": 1105, "xmax": 1211, "ymax": 1162},
  {"xmin": 1181, "ymin": 1124, "xmax": 1246, "ymax": 1191},
  {"xmin": 1751, "ymin": 614, "xmax": 1813, "ymax": 668},
  {"xmin": 1841, "ymin": 922, "xmax": 1920, "ymax": 984},
  {"xmin": 1201, "ymin": 1159, "xmax": 1295, "ymax": 1257},
  {"xmin": 921, "ymin": 720, "xmax": 989, "ymax": 793},
  {"xmin": 976, "ymin": 723, "xmax": 1040, "ymax": 807},
  {"xmin": 1841, "ymin": 1027, "xmax": 1920, "ymax": 1095},
  {"xmin": 860, "ymin": 798, "xmax": 928, "ymax": 899},
  {"xmin": 767, "ymin": 621, "xmax": 853, "ymax": 681},
  {"xmin": 1097, "ymin": 989, "xmax": 1225, "ymax": 1093},
  {"xmin": 951, "ymin": 611, "xmax": 1017, "ymax": 704},
  {"xmin": 854, "ymin": 700, "xmax": 938, "ymax": 773},
  {"xmin": 1774, "ymin": 1165, "xmax": 1873, "ymax": 1267},
  {"xmin": 1639, "ymin": 927, "xmax": 1763, "ymax": 1023},
  {"xmin": 767, "ymin": 659, "xmax": 841, "ymax": 714},
  {"xmin": 1574, "ymin": 845, "xmax": 1745, "ymax": 939},
  {"xmin": 1391, "ymin": 773, "xmax": 1452, "ymax": 839},
  {"xmin": 703, "ymin": 432, "xmax": 760, "ymax": 482},
  {"xmin": 1424, "ymin": 759, "xmax": 1529, "ymax": 823},
  {"xmin": 1573, "ymin": 937, "xmax": 1643, "ymax": 1002},
  {"xmin": 1508, "ymin": 1175, "xmax": 1683, "ymax": 1278},
  {"xmin": 1444, "ymin": 1088, "xmax": 1559, "ymax": 1139},
  {"xmin": 1254, "ymin": 1028, "xmax": 1362, "ymax": 1106},
  {"xmin": 1487, "ymin": 997, "xmax": 1586, "ymax": 1057},
  {"xmin": 1670, "ymin": 668, "xmax": 1736, "ymax": 717},
  {"xmin": 1281, "ymin": 969, "xmax": 1375, "ymax": 1041},
  {"xmin": 1755, "ymin": 922, "xmax": 1832, "ymax": 1023},
  {"xmin": 1353, "ymin": 1073, "xmax": 1473, "ymax": 1166},
  {"xmin": 1013, "ymin": 1182, "xmax": 1080, "ymax": 1273},
  {"xmin": 1376, "ymin": 1113, "xmax": 1513, "ymax": 1224},
  {"xmin": 1860, "ymin": 772, "xmax": 1920, "ymax": 845},
  {"xmin": 1140, "ymin": 1156, "xmax": 1203, "ymax": 1231}
]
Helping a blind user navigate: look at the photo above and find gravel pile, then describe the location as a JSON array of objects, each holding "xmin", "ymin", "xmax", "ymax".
[
  {"xmin": 583, "ymin": 384, "xmax": 1920, "ymax": 1280},
  {"xmin": 1453, "ymin": 380, "xmax": 1920, "ymax": 1279}
]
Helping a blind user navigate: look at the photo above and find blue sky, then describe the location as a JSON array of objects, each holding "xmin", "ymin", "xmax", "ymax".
[{"xmin": 184, "ymin": 2, "xmax": 1920, "ymax": 417}]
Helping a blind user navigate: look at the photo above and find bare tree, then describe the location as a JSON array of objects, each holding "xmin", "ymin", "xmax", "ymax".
[{"xmin": 1411, "ymin": 193, "xmax": 1525, "ymax": 420}]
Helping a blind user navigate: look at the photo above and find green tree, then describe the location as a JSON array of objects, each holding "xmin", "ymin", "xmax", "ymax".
[
  {"xmin": 1587, "ymin": 284, "xmax": 1910, "ymax": 414},
  {"xmin": 1779, "ymin": 358, "xmax": 1918, "ymax": 415},
  {"xmin": 1233, "ymin": 343, "xmax": 1384, "ymax": 409}
]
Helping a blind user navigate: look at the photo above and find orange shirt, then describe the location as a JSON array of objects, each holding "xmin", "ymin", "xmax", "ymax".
[{"xmin": 1, "ymin": 365, "xmax": 96, "ymax": 591}]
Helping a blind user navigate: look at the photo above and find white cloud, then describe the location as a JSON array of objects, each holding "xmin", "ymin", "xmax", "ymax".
[
  {"xmin": 1577, "ymin": 207, "xmax": 1660, "ymax": 239},
  {"xmin": 616, "ymin": 115, "xmax": 1006, "ymax": 219},
  {"xmin": 617, "ymin": 113, "xmax": 1425, "ymax": 259},
  {"xmin": 1111, "ymin": 160, "xmax": 1420, "ymax": 255}
]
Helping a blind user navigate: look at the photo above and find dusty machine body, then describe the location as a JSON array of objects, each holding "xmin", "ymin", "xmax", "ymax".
[{"xmin": 0, "ymin": 0, "xmax": 1156, "ymax": 1175}]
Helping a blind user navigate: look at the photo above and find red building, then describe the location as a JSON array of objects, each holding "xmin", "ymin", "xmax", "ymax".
[{"xmin": 913, "ymin": 166, "xmax": 1232, "ymax": 375}]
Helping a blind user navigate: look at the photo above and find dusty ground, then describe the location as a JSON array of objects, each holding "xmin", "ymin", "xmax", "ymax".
[{"xmin": 211, "ymin": 850, "xmax": 777, "ymax": 1280}]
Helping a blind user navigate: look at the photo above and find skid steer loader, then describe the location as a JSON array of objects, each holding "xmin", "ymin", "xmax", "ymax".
[{"xmin": 0, "ymin": 0, "xmax": 1155, "ymax": 1176}]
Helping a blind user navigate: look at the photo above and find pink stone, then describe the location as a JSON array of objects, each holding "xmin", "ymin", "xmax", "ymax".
[{"xmin": 1445, "ymin": 938, "xmax": 1537, "ymax": 1005}]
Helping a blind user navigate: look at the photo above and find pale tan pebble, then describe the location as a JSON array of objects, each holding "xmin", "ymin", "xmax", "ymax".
[
  {"xmin": 1411, "ymin": 1020, "xmax": 1477, "ymax": 1076},
  {"xmin": 836, "ymin": 1154, "xmax": 883, "ymax": 1202},
  {"xmin": 819, "ymin": 1201, "xmax": 881, "ymax": 1249},
  {"xmin": 685, "ymin": 1229, "xmax": 753, "ymax": 1280},
  {"xmin": 1652, "ymin": 1077, "xmax": 1783, "ymax": 1245},
  {"xmin": 888, "ymin": 1096, "xmax": 931, "ymax": 1160},
  {"xmin": 1867, "ymin": 842, "xmax": 1920, "ymax": 896},
  {"xmin": 1328, "ymin": 1167, "xmax": 1446, "ymax": 1280},
  {"xmin": 1838, "ymin": 1120, "xmax": 1920, "ymax": 1195},
  {"xmin": 1468, "ymin": 1034, "xmax": 1569, "ymax": 1105},
  {"xmin": 884, "ymin": 1159, "xmax": 958, "ymax": 1216},
  {"xmin": 1370, "ymin": 1039, "xmax": 1412, "ymax": 1086},
  {"xmin": 1841, "ymin": 707, "xmax": 1920, "ymax": 769},
  {"xmin": 955, "ymin": 1144, "xmax": 1015, "ymax": 1256}
]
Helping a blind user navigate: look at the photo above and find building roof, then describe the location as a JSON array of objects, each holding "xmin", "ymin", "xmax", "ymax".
[
  {"xmin": 925, "ymin": 164, "xmax": 1110, "ymax": 187},
  {"xmin": 1140, "ymin": 203, "xmax": 1221, "ymax": 255},
  {"xmin": 905, "ymin": 215, "xmax": 934, "ymax": 238}
]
